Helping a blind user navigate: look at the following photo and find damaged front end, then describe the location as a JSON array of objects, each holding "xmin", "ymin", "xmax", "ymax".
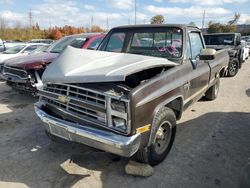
[
  {"xmin": 2, "ymin": 65, "xmax": 44, "ymax": 94},
  {"xmin": 35, "ymin": 82, "xmax": 143, "ymax": 157},
  {"xmin": 35, "ymin": 47, "xmax": 177, "ymax": 157}
]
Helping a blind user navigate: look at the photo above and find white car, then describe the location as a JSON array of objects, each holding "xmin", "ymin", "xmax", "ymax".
[
  {"xmin": 241, "ymin": 40, "xmax": 249, "ymax": 62},
  {"xmin": 0, "ymin": 43, "xmax": 46, "ymax": 63}
]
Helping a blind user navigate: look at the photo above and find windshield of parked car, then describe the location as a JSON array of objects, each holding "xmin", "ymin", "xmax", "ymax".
[
  {"xmin": 3, "ymin": 45, "xmax": 26, "ymax": 54},
  {"xmin": 100, "ymin": 27, "xmax": 183, "ymax": 59},
  {"xmin": 204, "ymin": 34, "xmax": 235, "ymax": 46},
  {"xmin": 29, "ymin": 45, "xmax": 49, "ymax": 54},
  {"xmin": 46, "ymin": 36, "xmax": 87, "ymax": 53}
]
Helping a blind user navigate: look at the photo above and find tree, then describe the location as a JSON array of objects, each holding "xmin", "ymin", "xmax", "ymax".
[
  {"xmin": 50, "ymin": 28, "xmax": 62, "ymax": 40},
  {"xmin": 207, "ymin": 22, "xmax": 236, "ymax": 33},
  {"xmin": 207, "ymin": 13, "xmax": 240, "ymax": 33},
  {"xmin": 150, "ymin": 15, "xmax": 165, "ymax": 24},
  {"xmin": 228, "ymin": 13, "xmax": 241, "ymax": 25}
]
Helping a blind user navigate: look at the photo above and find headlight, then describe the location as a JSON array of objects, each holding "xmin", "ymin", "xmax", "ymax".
[
  {"xmin": 111, "ymin": 99, "xmax": 126, "ymax": 113},
  {"xmin": 112, "ymin": 116, "xmax": 126, "ymax": 130}
]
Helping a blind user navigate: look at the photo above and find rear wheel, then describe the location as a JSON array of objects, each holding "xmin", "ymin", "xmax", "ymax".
[
  {"xmin": 134, "ymin": 107, "xmax": 176, "ymax": 166},
  {"xmin": 227, "ymin": 59, "xmax": 239, "ymax": 77}
]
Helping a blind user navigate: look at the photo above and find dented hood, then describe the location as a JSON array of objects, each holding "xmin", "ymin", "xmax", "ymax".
[{"xmin": 43, "ymin": 46, "xmax": 177, "ymax": 83}]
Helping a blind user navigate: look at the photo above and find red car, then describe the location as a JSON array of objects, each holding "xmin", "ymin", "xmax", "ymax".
[{"xmin": 1, "ymin": 33, "xmax": 105, "ymax": 94}]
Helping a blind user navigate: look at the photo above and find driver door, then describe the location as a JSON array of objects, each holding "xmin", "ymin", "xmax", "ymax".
[{"xmin": 185, "ymin": 31, "xmax": 210, "ymax": 105}]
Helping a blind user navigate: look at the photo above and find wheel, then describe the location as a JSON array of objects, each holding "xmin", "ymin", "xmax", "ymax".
[
  {"xmin": 227, "ymin": 59, "xmax": 239, "ymax": 77},
  {"xmin": 204, "ymin": 77, "xmax": 220, "ymax": 100},
  {"xmin": 134, "ymin": 107, "xmax": 176, "ymax": 166}
]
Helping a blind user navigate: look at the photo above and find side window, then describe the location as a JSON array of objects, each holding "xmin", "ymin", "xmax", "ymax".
[
  {"xmin": 87, "ymin": 37, "xmax": 103, "ymax": 50},
  {"xmin": 189, "ymin": 32, "xmax": 204, "ymax": 60},
  {"xmin": 186, "ymin": 39, "xmax": 192, "ymax": 59},
  {"xmin": 106, "ymin": 32, "xmax": 125, "ymax": 52},
  {"xmin": 70, "ymin": 38, "xmax": 86, "ymax": 48}
]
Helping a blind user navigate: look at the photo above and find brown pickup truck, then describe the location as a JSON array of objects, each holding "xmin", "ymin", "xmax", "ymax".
[{"xmin": 35, "ymin": 24, "xmax": 229, "ymax": 165}]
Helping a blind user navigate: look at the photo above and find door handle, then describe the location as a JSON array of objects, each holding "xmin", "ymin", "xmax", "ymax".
[{"xmin": 184, "ymin": 81, "xmax": 191, "ymax": 90}]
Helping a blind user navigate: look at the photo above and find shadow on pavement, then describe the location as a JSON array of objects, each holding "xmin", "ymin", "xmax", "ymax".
[{"xmin": 246, "ymin": 88, "xmax": 250, "ymax": 97}]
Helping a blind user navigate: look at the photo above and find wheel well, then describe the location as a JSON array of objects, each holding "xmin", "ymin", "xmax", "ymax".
[
  {"xmin": 165, "ymin": 97, "xmax": 183, "ymax": 120},
  {"xmin": 219, "ymin": 67, "xmax": 226, "ymax": 77}
]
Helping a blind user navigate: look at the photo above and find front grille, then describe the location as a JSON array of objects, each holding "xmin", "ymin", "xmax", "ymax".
[
  {"xmin": 40, "ymin": 84, "xmax": 107, "ymax": 125},
  {"xmin": 3, "ymin": 66, "xmax": 28, "ymax": 79}
]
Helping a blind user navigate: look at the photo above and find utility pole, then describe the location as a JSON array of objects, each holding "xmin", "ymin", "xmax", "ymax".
[
  {"xmin": 28, "ymin": 8, "xmax": 33, "ymax": 38},
  {"xmin": 202, "ymin": 10, "xmax": 206, "ymax": 28},
  {"xmin": 49, "ymin": 18, "xmax": 51, "ymax": 31},
  {"xmin": 106, "ymin": 16, "xmax": 109, "ymax": 31},
  {"xmin": 134, "ymin": 0, "xmax": 137, "ymax": 25},
  {"xmin": 90, "ymin": 16, "xmax": 93, "ymax": 32}
]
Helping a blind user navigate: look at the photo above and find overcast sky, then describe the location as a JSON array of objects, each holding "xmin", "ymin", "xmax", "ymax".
[{"xmin": 0, "ymin": 0, "xmax": 250, "ymax": 29}]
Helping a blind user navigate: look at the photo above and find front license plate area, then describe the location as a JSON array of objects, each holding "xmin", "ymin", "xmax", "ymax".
[{"xmin": 49, "ymin": 123, "xmax": 69, "ymax": 140}]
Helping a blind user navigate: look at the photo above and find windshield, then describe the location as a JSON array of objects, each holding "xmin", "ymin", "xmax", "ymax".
[
  {"xmin": 100, "ymin": 27, "xmax": 183, "ymax": 59},
  {"xmin": 30, "ymin": 45, "xmax": 49, "ymax": 54},
  {"xmin": 3, "ymin": 45, "xmax": 26, "ymax": 54},
  {"xmin": 204, "ymin": 34, "xmax": 235, "ymax": 46},
  {"xmin": 46, "ymin": 36, "xmax": 86, "ymax": 53}
]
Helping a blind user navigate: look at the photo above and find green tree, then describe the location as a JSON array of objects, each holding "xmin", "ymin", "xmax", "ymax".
[{"xmin": 150, "ymin": 15, "xmax": 165, "ymax": 24}]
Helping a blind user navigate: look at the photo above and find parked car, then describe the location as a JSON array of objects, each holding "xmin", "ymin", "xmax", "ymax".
[
  {"xmin": 35, "ymin": 24, "xmax": 229, "ymax": 165},
  {"xmin": 3, "ymin": 41, "xmax": 26, "ymax": 50},
  {"xmin": 1, "ymin": 33, "xmax": 106, "ymax": 93},
  {"xmin": 0, "ymin": 43, "xmax": 47, "ymax": 63},
  {"xmin": 204, "ymin": 33, "xmax": 242, "ymax": 77},
  {"xmin": 241, "ymin": 40, "xmax": 249, "ymax": 62}
]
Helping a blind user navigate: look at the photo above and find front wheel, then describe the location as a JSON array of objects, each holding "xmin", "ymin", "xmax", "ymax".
[
  {"xmin": 134, "ymin": 107, "xmax": 176, "ymax": 166},
  {"xmin": 227, "ymin": 59, "xmax": 239, "ymax": 77}
]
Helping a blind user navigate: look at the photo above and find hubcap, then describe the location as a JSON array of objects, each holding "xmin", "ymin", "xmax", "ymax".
[
  {"xmin": 154, "ymin": 121, "xmax": 172, "ymax": 155},
  {"xmin": 229, "ymin": 62, "xmax": 237, "ymax": 75}
]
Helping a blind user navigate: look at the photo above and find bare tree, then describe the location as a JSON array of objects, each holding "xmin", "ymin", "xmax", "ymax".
[{"xmin": 228, "ymin": 13, "xmax": 241, "ymax": 25}]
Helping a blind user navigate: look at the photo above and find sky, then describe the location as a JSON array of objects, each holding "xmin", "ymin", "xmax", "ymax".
[{"xmin": 0, "ymin": 0, "xmax": 250, "ymax": 29}]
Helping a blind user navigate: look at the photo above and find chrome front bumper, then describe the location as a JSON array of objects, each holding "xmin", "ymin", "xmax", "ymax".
[{"xmin": 34, "ymin": 102, "xmax": 141, "ymax": 157}]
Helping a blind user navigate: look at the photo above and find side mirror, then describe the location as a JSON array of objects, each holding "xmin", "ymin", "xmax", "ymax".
[{"xmin": 200, "ymin": 49, "xmax": 216, "ymax": 61}]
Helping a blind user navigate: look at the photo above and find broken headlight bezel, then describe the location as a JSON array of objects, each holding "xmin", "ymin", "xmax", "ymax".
[{"xmin": 108, "ymin": 97, "xmax": 130, "ymax": 134}]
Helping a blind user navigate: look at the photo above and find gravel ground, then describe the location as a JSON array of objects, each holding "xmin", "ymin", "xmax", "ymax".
[{"xmin": 0, "ymin": 59, "xmax": 250, "ymax": 188}]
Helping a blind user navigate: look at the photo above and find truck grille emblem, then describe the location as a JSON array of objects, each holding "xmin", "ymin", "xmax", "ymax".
[{"xmin": 57, "ymin": 95, "xmax": 70, "ymax": 104}]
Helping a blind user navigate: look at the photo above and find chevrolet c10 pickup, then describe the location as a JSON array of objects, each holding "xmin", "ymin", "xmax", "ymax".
[{"xmin": 35, "ymin": 24, "xmax": 229, "ymax": 165}]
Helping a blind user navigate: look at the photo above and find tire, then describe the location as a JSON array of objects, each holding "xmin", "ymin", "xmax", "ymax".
[
  {"xmin": 134, "ymin": 107, "xmax": 176, "ymax": 166},
  {"xmin": 227, "ymin": 59, "xmax": 239, "ymax": 77},
  {"xmin": 204, "ymin": 78, "xmax": 220, "ymax": 100}
]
